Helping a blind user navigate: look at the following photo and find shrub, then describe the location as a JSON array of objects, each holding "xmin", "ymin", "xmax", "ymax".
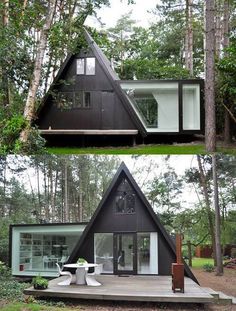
[
  {"xmin": 32, "ymin": 275, "xmax": 48, "ymax": 290},
  {"xmin": 203, "ymin": 263, "xmax": 214, "ymax": 272}
]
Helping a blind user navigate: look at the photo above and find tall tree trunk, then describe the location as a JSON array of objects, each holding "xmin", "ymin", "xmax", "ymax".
[
  {"xmin": 185, "ymin": 0, "xmax": 193, "ymax": 75},
  {"xmin": 64, "ymin": 159, "xmax": 69, "ymax": 222},
  {"xmin": 223, "ymin": 0, "xmax": 231, "ymax": 144},
  {"xmin": 197, "ymin": 155, "xmax": 216, "ymax": 265},
  {"xmin": 20, "ymin": 0, "xmax": 56, "ymax": 143},
  {"xmin": 205, "ymin": 0, "xmax": 216, "ymax": 152},
  {"xmin": 1, "ymin": 0, "xmax": 10, "ymax": 107},
  {"xmin": 215, "ymin": 0, "xmax": 222, "ymax": 59},
  {"xmin": 212, "ymin": 154, "xmax": 223, "ymax": 275}
]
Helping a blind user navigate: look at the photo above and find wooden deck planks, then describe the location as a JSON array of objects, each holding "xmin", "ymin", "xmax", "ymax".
[{"xmin": 24, "ymin": 275, "xmax": 214, "ymax": 304}]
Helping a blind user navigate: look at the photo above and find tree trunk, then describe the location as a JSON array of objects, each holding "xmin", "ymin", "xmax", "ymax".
[
  {"xmin": 223, "ymin": 0, "xmax": 231, "ymax": 144},
  {"xmin": 1, "ymin": 0, "xmax": 10, "ymax": 107},
  {"xmin": 197, "ymin": 155, "xmax": 216, "ymax": 265},
  {"xmin": 215, "ymin": 0, "xmax": 222, "ymax": 59},
  {"xmin": 187, "ymin": 240, "xmax": 192, "ymax": 267},
  {"xmin": 205, "ymin": 0, "xmax": 216, "ymax": 152},
  {"xmin": 20, "ymin": 0, "xmax": 56, "ymax": 143},
  {"xmin": 64, "ymin": 159, "xmax": 69, "ymax": 222},
  {"xmin": 185, "ymin": 0, "xmax": 193, "ymax": 75},
  {"xmin": 212, "ymin": 154, "xmax": 223, "ymax": 275}
]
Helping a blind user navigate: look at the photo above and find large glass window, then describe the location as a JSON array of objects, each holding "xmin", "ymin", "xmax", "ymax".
[
  {"xmin": 182, "ymin": 84, "xmax": 200, "ymax": 130},
  {"xmin": 86, "ymin": 58, "xmax": 96, "ymax": 75},
  {"xmin": 76, "ymin": 59, "xmax": 85, "ymax": 74},
  {"xmin": 19, "ymin": 233, "xmax": 80, "ymax": 273},
  {"xmin": 137, "ymin": 232, "xmax": 158, "ymax": 274},
  {"xmin": 121, "ymin": 82, "xmax": 179, "ymax": 132},
  {"xmin": 94, "ymin": 233, "xmax": 113, "ymax": 273}
]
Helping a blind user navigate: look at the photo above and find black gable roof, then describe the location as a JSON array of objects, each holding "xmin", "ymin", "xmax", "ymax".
[{"xmin": 68, "ymin": 162, "xmax": 198, "ymax": 283}]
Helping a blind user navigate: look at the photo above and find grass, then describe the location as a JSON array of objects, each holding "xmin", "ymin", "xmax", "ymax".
[
  {"xmin": 192, "ymin": 257, "xmax": 214, "ymax": 269},
  {"xmin": 0, "ymin": 302, "xmax": 70, "ymax": 311},
  {"xmin": 47, "ymin": 144, "xmax": 236, "ymax": 155}
]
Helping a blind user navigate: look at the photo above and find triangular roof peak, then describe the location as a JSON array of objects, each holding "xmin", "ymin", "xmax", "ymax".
[{"xmin": 68, "ymin": 162, "xmax": 198, "ymax": 283}]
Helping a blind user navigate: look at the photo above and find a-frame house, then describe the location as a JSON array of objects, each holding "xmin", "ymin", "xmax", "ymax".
[
  {"xmin": 67, "ymin": 162, "xmax": 198, "ymax": 283},
  {"xmin": 36, "ymin": 29, "xmax": 204, "ymax": 145}
]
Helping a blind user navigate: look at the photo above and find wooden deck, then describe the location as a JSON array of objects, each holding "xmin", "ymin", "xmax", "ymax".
[
  {"xmin": 40, "ymin": 129, "xmax": 138, "ymax": 135},
  {"xmin": 24, "ymin": 275, "xmax": 214, "ymax": 304}
]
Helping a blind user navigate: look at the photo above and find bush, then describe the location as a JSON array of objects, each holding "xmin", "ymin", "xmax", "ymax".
[
  {"xmin": 203, "ymin": 263, "xmax": 214, "ymax": 272},
  {"xmin": 32, "ymin": 275, "xmax": 48, "ymax": 290}
]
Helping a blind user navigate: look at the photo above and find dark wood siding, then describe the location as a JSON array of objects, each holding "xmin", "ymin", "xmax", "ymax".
[
  {"xmin": 74, "ymin": 174, "xmax": 175, "ymax": 276},
  {"xmin": 36, "ymin": 51, "xmax": 136, "ymax": 130}
]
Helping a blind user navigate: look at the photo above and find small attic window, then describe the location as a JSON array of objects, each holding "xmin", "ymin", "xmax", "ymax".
[{"xmin": 76, "ymin": 58, "xmax": 95, "ymax": 75}]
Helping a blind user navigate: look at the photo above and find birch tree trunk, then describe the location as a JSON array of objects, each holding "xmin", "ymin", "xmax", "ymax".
[
  {"xmin": 185, "ymin": 0, "xmax": 193, "ymax": 75},
  {"xmin": 212, "ymin": 154, "xmax": 223, "ymax": 275},
  {"xmin": 20, "ymin": 0, "xmax": 56, "ymax": 143},
  {"xmin": 222, "ymin": 0, "xmax": 231, "ymax": 144},
  {"xmin": 205, "ymin": 0, "xmax": 216, "ymax": 152}
]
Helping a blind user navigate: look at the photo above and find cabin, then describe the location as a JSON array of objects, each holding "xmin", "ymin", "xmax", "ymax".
[
  {"xmin": 36, "ymin": 29, "xmax": 204, "ymax": 145},
  {"xmin": 10, "ymin": 163, "xmax": 197, "ymax": 284}
]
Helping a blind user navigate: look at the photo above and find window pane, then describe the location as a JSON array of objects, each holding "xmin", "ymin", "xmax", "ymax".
[
  {"xmin": 74, "ymin": 92, "xmax": 83, "ymax": 108},
  {"xmin": 137, "ymin": 232, "xmax": 158, "ymax": 274},
  {"xmin": 77, "ymin": 59, "xmax": 85, "ymax": 74},
  {"xmin": 94, "ymin": 233, "xmax": 113, "ymax": 273},
  {"xmin": 54, "ymin": 92, "xmax": 74, "ymax": 110},
  {"xmin": 183, "ymin": 84, "xmax": 200, "ymax": 130},
  {"xmin": 86, "ymin": 58, "xmax": 95, "ymax": 75},
  {"xmin": 84, "ymin": 92, "xmax": 91, "ymax": 108}
]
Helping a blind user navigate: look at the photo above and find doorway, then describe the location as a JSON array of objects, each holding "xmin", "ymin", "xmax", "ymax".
[
  {"xmin": 101, "ymin": 91, "xmax": 114, "ymax": 129},
  {"xmin": 114, "ymin": 233, "xmax": 137, "ymax": 275}
]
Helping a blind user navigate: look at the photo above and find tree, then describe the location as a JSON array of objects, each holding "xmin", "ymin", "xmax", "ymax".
[
  {"xmin": 212, "ymin": 154, "xmax": 223, "ymax": 275},
  {"xmin": 205, "ymin": 0, "xmax": 216, "ymax": 152}
]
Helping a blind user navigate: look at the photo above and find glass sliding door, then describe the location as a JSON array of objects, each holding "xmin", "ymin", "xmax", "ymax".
[
  {"xmin": 137, "ymin": 232, "xmax": 158, "ymax": 274},
  {"xmin": 114, "ymin": 233, "xmax": 136, "ymax": 274},
  {"xmin": 94, "ymin": 233, "xmax": 113, "ymax": 273}
]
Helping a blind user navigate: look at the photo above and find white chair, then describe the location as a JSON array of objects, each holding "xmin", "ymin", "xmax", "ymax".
[
  {"xmin": 85, "ymin": 264, "xmax": 103, "ymax": 286},
  {"xmin": 56, "ymin": 263, "xmax": 74, "ymax": 286}
]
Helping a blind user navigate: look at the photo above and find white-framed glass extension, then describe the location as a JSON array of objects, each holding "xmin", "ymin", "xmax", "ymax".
[
  {"xmin": 120, "ymin": 81, "xmax": 202, "ymax": 133},
  {"xmin": 10, "ymin": 224, "xmax": 86, "ymax": 277}
]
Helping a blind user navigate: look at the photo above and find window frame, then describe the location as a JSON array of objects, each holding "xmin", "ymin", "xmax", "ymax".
[
  {"xmin": 54, "ymin": 91, "xmax": 92, "ymax": 110},
  {"xmin": 76, "ymin": 57, "xmax": 96, "ymax": 76}
]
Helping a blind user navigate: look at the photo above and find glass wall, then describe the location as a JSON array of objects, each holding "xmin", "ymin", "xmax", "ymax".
[
  {"xmin": 182, "ymin": 84, "xmax": 201, "ymax": 130},
  {"xmin": 94, "ymin": 233, "xmax": 113, "ymax": 273},
  {"xmin": 12, "ymin": 224, "xmax": 86, "ymax": 277},
  {"xmin": 137, "ymin": 232, "xmax": 158, "ymax": 274},
  {"xmin": 121, "ymin": 82, "xmax": 179, "ymax": 132}
]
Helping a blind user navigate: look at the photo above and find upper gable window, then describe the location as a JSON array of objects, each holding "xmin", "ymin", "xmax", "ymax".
[
  {"xmin": 114, "ymin": 178, "xmax": 135, "ymax": 214},
  {"xmin": 76, "ymin": 58, "xmax": 95, "ymax": 75}
]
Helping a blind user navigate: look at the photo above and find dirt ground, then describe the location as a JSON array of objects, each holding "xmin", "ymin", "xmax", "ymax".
[{"xmin": 191, "ymin": 268, "xmax": 236, "ymax": 297}]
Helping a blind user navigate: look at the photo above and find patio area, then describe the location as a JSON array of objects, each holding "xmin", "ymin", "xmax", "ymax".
[{"xmin": 24, "ymin": 275, "xmax": 214, "ymax": 304}]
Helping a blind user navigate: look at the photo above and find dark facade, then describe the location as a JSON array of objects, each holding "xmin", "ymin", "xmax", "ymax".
[
  {"xmin": 36, "ymin": 29, "xmax": 204, "ymax": 145},
  {"xmin": 67, "ymin": 162, "xmax": 198, "ymax": 283}
]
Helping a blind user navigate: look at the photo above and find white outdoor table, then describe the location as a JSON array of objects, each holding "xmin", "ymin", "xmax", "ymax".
[{"xmin": 63, "ymin": 263, "xmax": 98, "ymax": 285}]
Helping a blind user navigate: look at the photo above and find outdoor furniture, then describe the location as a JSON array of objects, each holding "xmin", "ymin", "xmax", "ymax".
[
  {"xmin": 85, "ymin": 263, "xmax": 103, "ymax": 286},
  {"xmin": 63, "ymin": 263, "xmax": 101, "ymax": 286},
  {"xmin": 56, "ymin": 263, "xmax": 74, "ymax": 286}
]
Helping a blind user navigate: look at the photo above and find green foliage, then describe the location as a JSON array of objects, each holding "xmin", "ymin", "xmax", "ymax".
[
  {"xmin": 32, "ymin": 275, "xmax": 48, "ymax": 289},
  {"xmin": 0, "ymin": 262, "xmax": 28, "ymax": 302},
  {"xmin": 77, "ymin": 257, "xmax": 87, "ymax": 264},
  {"xmin": 202, "ymin": 263, "xmax": 215, "ymax": 272}
]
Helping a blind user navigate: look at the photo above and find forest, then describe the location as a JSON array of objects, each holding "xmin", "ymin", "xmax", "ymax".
[
  {"xmin": 0, "ymin": 0, "xmax": 236, "ymax": 153},
  {"xmin": 0, "ymin": 154, "xmax": 235, "ymax": 265}
]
